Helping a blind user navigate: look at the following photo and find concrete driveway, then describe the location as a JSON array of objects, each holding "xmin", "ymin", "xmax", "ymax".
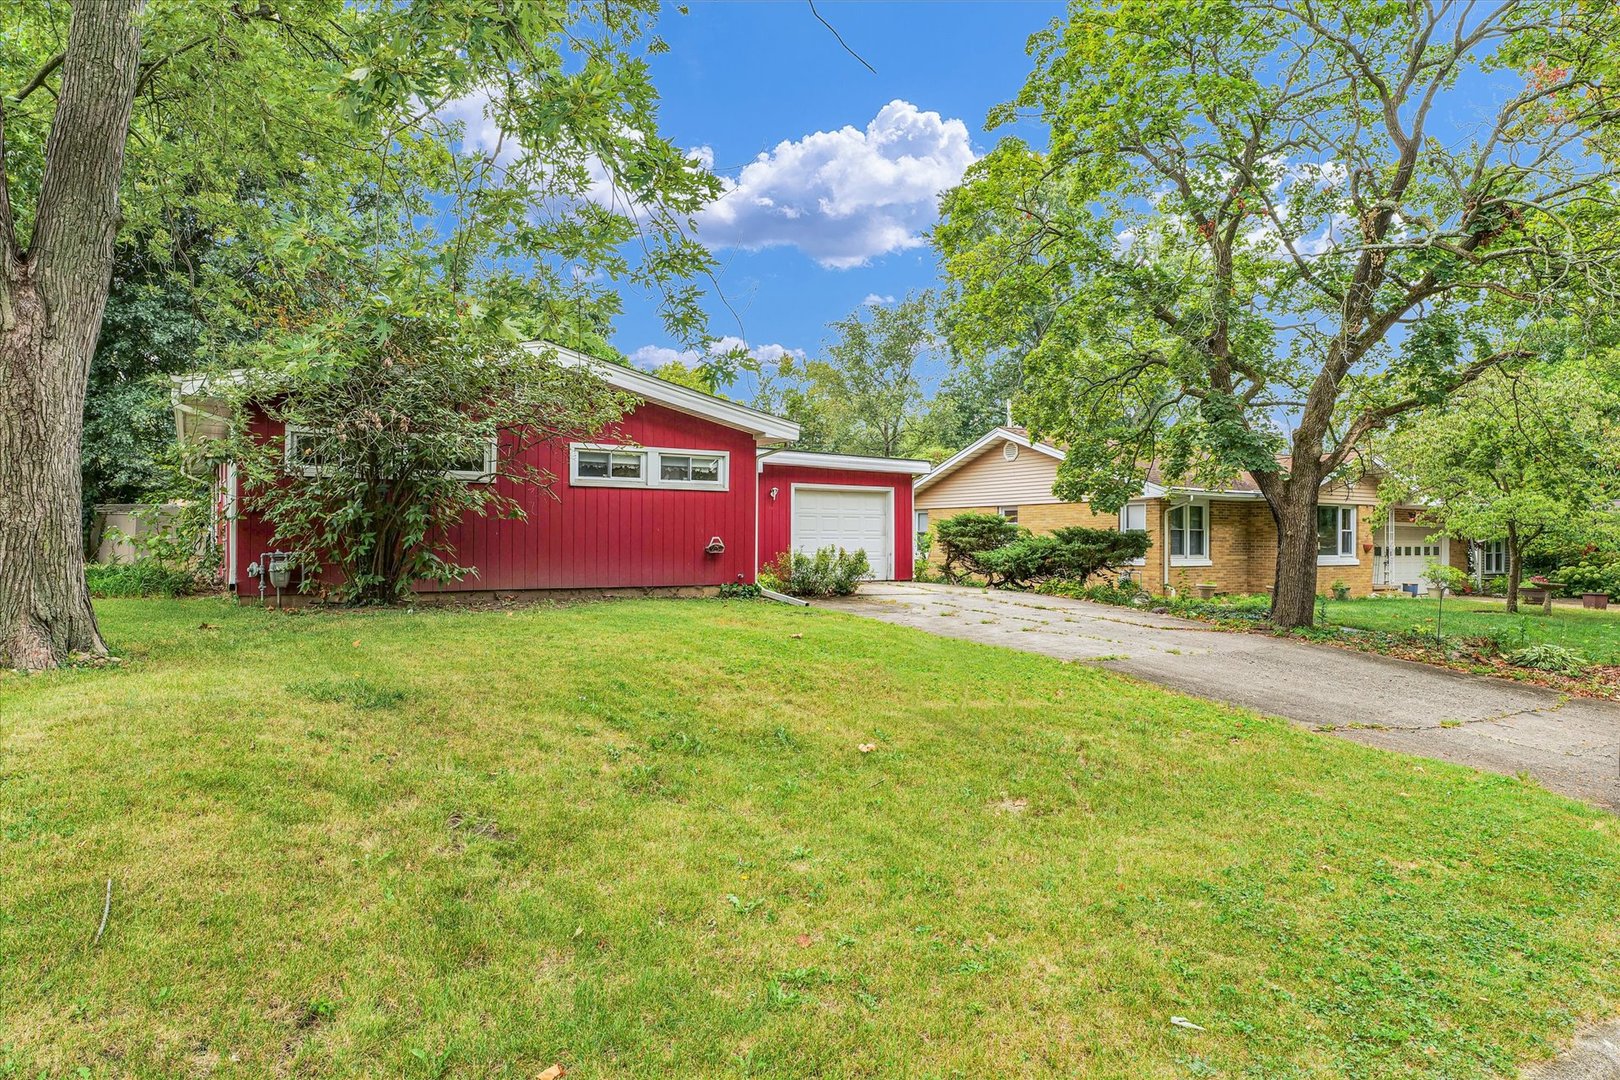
[{"xmin": 820, "ymin": 582, "xmax": 1620, "ymax": 809}]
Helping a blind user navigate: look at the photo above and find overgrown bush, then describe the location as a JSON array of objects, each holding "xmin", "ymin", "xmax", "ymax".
[
  {"xmin": 86, "ymin": 560, "xmax": 202, "ymax": 598},
  {"xmin": 932, "ymin": 512, "xmax": 1025, "ymax": 582},
  {"xmin": 978, "ymin": 526, "xmax": 1151, "ymax": 588},
  {"xmin": 761, "ymin": 547, "xmax": 871, "ymax": 598},
  {"xmin": 717, "ymin": 582, "xmax": 762, "ymax": 600}
]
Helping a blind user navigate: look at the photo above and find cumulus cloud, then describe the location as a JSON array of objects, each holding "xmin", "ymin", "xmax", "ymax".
[
  {"xmin": 697, "ymin": 100, "xmax": 975, "ymax": 269},
  {"xmin": 862, "ymin": 293, "xmax": 896, "ymax": 306},
  {"xmin": 435, "ymin": 92, "xmax": 975, "ymax": 269},
  {"xmin": 628, "ymin": 336, "xmax": 804, "ymax": 371}
]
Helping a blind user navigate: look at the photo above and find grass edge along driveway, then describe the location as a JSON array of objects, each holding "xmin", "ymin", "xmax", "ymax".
[
  {"xmin": 1322, "ymin": 596, "xmax": 1620, "ymax": 666},
  {"xmin": 3, "ymin": 597, "xmax": 1620, "ymax": 1078}
]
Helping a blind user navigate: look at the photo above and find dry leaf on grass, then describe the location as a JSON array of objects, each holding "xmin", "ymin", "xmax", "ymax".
[
  {"xmin": 857, "ymin": 743, "xmax": 876, "ymax": 754},
  {"xmin": 795, "ymin": 934, "xmax": 813, "ymax": 948},
  {"xmin": 537, "ymin": 1065, "xmax": 566, "ymax": 1080}
]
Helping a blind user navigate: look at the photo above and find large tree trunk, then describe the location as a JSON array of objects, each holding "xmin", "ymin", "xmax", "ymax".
[
  {"xmin": 0, "ymin": 1, "xmax": 143, "ymax": 670},
  {"xmin": 1269, "ymin": 482, "xmax": 1322, "ymax": 629}
]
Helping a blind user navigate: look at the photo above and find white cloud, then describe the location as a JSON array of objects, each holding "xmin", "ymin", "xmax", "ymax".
[
  {"xmin": 628, "ymin": 336, "xmax": 804, "ymax": 371},
  {"xmin": 697, "ymin": 100, "xmax": 976, "ymax": 269},
  {"xmin": 862, "ymin": 293, "xmax": 896, "ymax": 306},
  {"xmin": 435, "ymin": 91, "xmax": 975, "ymax": 269}
]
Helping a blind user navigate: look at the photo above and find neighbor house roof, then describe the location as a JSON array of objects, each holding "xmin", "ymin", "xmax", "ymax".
[
  {"xmin": 916, "ymin": 424, "xmax": 1386, "ymax": 501},
  {"xmin": 913, "ymin": 426, "xmax": 1065, "ymax": 495},
  {"xmin": 170, "ymin": 341, "xmax": 802, "ymax": 446}
]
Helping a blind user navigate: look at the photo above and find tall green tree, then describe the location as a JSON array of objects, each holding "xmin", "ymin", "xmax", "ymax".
[
  {"xmin": 918, "ymin": 345, "xmax": 1024, "ymax": 452},
  {"xmin": 757, "ymin": 294, "xmax": 934, "ymax": 458},
  {"xmin": 0, "ymin": 0, "xmax": 717, "ymax": 669},
  {"xmin": 1378, "ymin": 348, "xmax": 1620, "ymax": 612},
  {"xmin": 937, "ymin": 0, "xmax": 1620, "ymax": 627}
]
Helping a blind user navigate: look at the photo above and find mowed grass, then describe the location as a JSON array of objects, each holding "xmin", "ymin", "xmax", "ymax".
[
  {"xmin": 3, "ymin": 599, "xmax": 1620, "ymax": 1079},
  {"xmin": 1322, "ymin": 596, "xmax": 1620, "ymax": 664}
]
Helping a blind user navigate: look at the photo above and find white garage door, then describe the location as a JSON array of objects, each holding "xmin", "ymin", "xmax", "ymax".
[
  {"xmin": 793, "ymin": 487, "xmax": 891, "ymax": 579},
  {"xmin": 1376, "ymin": 526, "xmax": 1445, "ymax": 593}
]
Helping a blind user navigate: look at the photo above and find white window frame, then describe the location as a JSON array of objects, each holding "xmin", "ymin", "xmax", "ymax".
[
  {"xmin": 915, "ymin": 510, "xmax": 929, "ymax": 537},
  {"xmin": 1481, "ymin": 540, "xmax": 1507, "ymax": 576},
  {"xmin": 568, "ymin": 443, "xmax": 730, "ymax": 491},
  {"xmin": 998, "ymin": 505, "xmax": 1019, "ymax": 524},
  {"xmin": 284, "ymin": 425, "xmax": 332, "ymax": 478},
  {"xmin": 1316, "ymin": 505, "xmax": 1359, "ymax": 565},
  {"xmin": 1167, "ymin": 499, "xmax": 1211, "ymax": 567},
  {"xmin": 1119, "ymin": 501, "xmax": 1148, "ymax": 565},
  {"xmin": 444, "ymin": 439, "xmax": 499, "ymax": 483},
  {"xmin": 285, "ymin": 425, "xmax": 498, "ymax": 483}
]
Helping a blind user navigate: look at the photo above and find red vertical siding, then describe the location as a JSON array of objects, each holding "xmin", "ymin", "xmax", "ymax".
[
  {"xmin": 231, "ymin": 402, "xmax": 762, "ymax": 593},
  {"xmin": 757, "ymin": 464, "xmax": 915, "ymax": 581}
]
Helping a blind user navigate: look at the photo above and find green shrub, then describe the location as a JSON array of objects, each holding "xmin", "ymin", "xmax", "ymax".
[
  {"xmin": 1505, "ymin": 643, "xmax": 1589, "ymax": 675},
  {"xmin": 1037, "ymin": 579, "xmax": 1149, "ymax": 606},
  {"xmin": 86, "ymin": 560, "xmax": 202, "ymax": 598},
  {"xmin": 1558, "ymin": 559, "xmax": 1620, "ymax": 600},
  {"xmin": 932, "ymin": 512, "xmax": 1025, "ymax": 583},
  {"xmin": 761, "ymin": 547, "xmax": 872, "ymax": 598},
  {"xmin": 717, "ymin": 583, "xmax": 762, "ymax": 600},
  {"xmin": 979, "ymin": 526, "xmax": 1151, "ymax": 588}
]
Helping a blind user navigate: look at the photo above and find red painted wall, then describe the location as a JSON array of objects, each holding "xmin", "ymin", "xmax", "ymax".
[
  {"xmin": 229, "ymin": 401, "xmax": 761, "ymax": 594},
  {"xmin": 757, "ymin": 464, "xmax": 915, "ymax": 581}
]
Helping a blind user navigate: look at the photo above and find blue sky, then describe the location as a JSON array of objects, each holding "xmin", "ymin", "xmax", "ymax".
[{"xmin": 613, "ymin": 1, "xmax": 1065, "ymax": 389}]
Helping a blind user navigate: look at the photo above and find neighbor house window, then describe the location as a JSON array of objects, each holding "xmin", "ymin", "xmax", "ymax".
[
  {"xmin": 915, "ymin": 510, "xmax": 929, "ymax": 539},
  {"xmin": 1119, "ymin": 502, "xmax": 1148, "ymax": 564},
  {"xmin": 569, "ymin": 444, "xmax": 728, "ymax": 490},
  {"xmin": 1167, "ymin": 501, "xmax": 1208, "ymax": 563},
  {"xmin": 999, "ymin": 506, "xmax": 1019, "ymax": 524},
  {"xmin": 1317, "ymin": 505, "xmax": 1357, "ymax": 561},
  {"xmin": 1481, "ymin": 540, "xmax": 1507, "ymax": 576}
]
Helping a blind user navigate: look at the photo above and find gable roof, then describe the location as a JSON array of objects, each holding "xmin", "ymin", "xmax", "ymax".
[
  {"xmin": 912, "ymin": 426, "xmax": 1064, "ymax": 495},
  {"xmin": 527, "ymin": 342, "xmax": 799, "ymax": 444},
  {"xmin": 171, "ymin": 341, "xmax": 803, "ymax": 446}
]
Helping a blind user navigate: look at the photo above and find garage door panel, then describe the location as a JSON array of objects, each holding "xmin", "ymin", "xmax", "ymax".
[{"xmin": 793, "ymin": 487, "xmax": 891, "ymax": 579}]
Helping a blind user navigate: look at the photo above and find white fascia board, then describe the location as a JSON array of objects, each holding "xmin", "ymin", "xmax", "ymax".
[
  {"xmin": 526, "ymin": 341, "xmax": 800, "ymax": 444},
  {"xmin": 760, "ymin": 450, "xmax": 932, "ymax": 475}
]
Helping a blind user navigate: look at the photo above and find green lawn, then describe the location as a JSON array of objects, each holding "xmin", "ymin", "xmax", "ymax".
[
  {"xmin": 1323, "ymin": 596, "xmax": 1620, "ymax": 665},
  {"xmin": 4, "ymin": 598, "xmax": 1620, "ymax": 1078}
]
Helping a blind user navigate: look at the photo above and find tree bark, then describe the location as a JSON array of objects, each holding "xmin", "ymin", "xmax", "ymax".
[
  {"xmin": 1505, "ymin": 522, "xmax": 1521, "ymax": 614},
  {"xmin": 1269, "ymin": 479, "xmax": 1323, "ymax": 629},
  {"xmin": 0, "ymin": 0, "xmax": 143, "ymax": 670}
]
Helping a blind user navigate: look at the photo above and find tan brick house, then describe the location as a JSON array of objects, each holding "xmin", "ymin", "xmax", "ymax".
[{"xmin": 913, "ymin": 427, "xmax": 1468, "ymax": 597}]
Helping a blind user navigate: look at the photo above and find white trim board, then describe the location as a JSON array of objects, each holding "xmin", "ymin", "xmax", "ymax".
[{"xmin": 759, "ymin": 449, "xmax": 931, "ymax": 475}]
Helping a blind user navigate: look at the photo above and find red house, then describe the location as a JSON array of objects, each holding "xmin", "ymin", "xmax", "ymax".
[{"xmin": 173, "ymin": 343, "xmax": 929, "ymax": 599}]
